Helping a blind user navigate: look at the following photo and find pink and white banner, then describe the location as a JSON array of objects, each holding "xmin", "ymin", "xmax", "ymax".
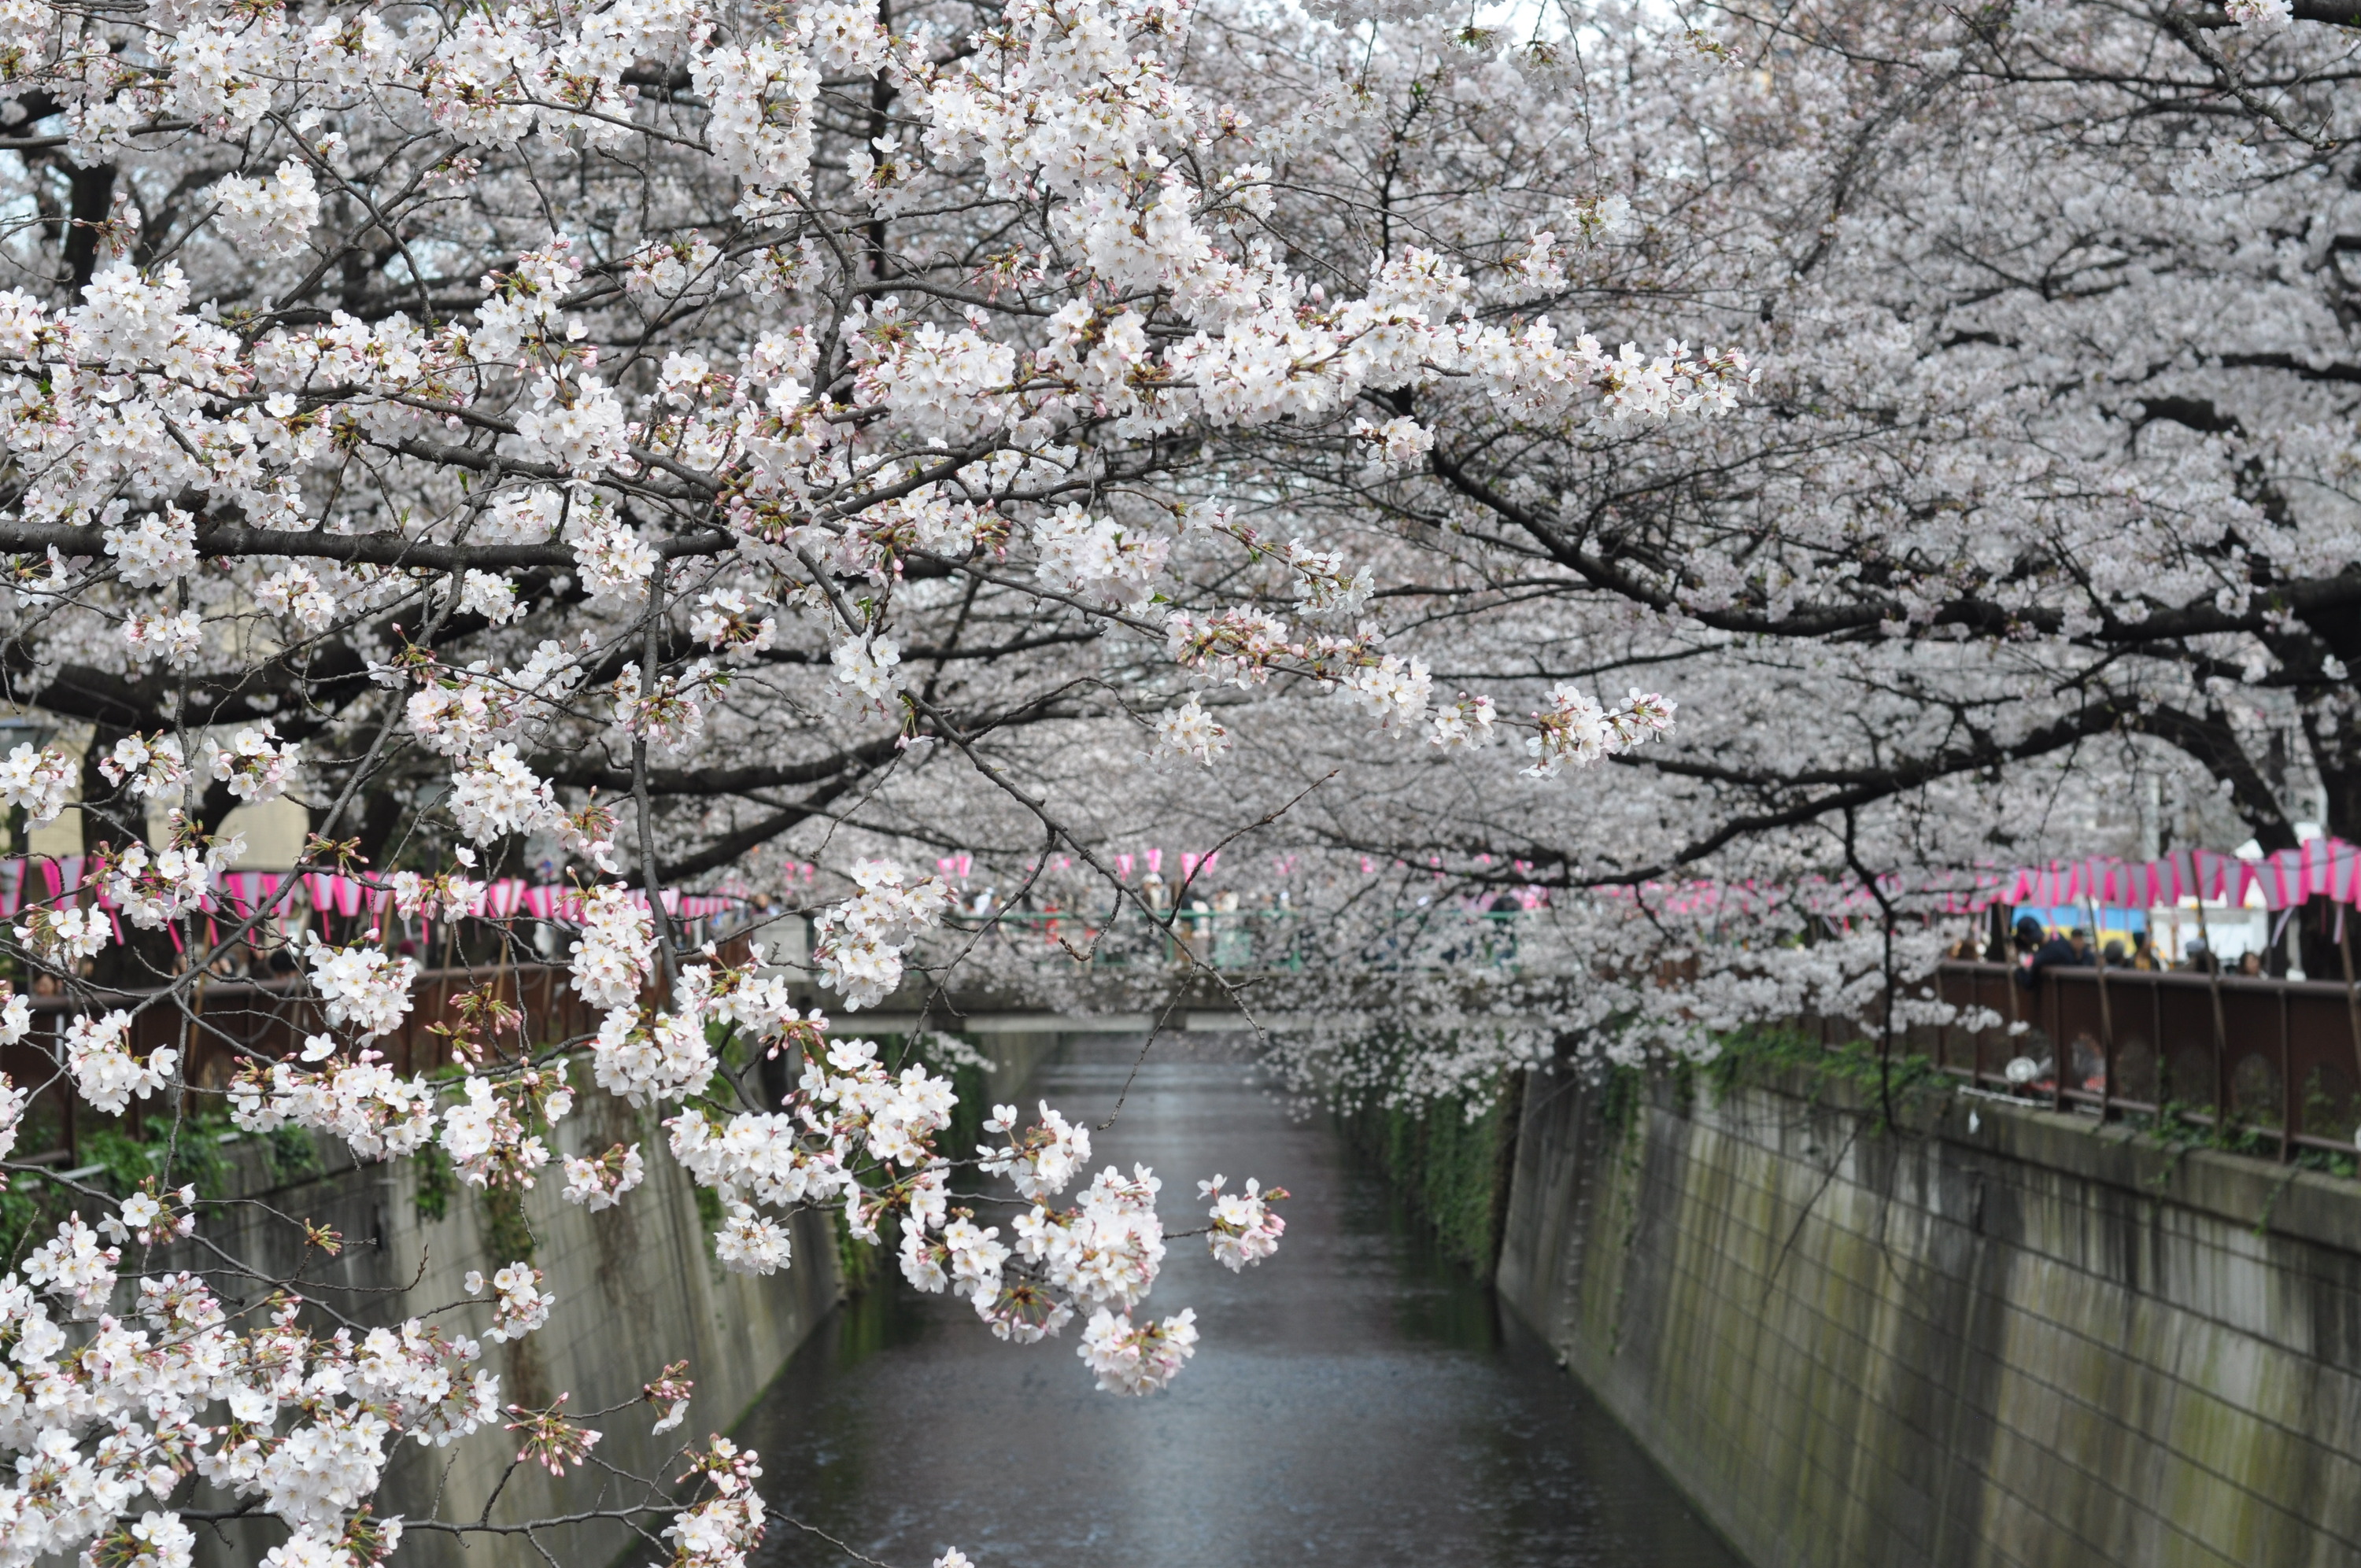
[
  {"xmin": 1600, "ymin": 836, "xmax": 2361, "ymax": 923},
  {"xmin": 3, "ymin": 861, "xmax": 751, "ymax": 932}
]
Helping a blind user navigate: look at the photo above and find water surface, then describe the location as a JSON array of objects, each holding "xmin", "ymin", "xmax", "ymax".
[{"xmin": 739, "ymin": 1034, "xmax": 1741, "ymax": 1568}]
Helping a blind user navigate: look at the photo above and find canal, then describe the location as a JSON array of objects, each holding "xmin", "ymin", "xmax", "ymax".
[{"xmin": 737, "ymin": 1032, "xmax": 1741, "ymax": 1568}]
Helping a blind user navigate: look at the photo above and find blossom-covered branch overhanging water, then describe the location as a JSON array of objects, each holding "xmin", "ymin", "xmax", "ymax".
[
  {"xmin": 18, "ymin": 0, "xmax": 2361, "ymax": 1558},
  {"xmin": 0, "ymin": 0, "xmax": 1772, "ymax": 1559}
]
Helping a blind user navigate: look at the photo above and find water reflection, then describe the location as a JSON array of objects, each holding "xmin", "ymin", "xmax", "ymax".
[{"xmin": 739, "ymin": 1034, "xmax": 1738, "ymax": 1568}]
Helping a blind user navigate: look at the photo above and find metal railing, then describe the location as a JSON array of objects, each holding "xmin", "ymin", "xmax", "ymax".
[
  {"xmin": 3, "ymin": 959, "xmax": 614, "ymax": 1167},
  {"xmin": 2, "ymin": 929, "xmax": 767, "ymax": 1163},
  {"xmin": 1884, "ymin": 961, "xmax": 2361, "ymax": 1160},
  {"xmin": 68, "ymin": 938, "xmax": 2336, "ymax": 1178}
]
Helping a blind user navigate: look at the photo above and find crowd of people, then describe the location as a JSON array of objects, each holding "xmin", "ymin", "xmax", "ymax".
[{"xmin": 1946, "ymin": 919, "xmax": 2271, "ymax": 981}]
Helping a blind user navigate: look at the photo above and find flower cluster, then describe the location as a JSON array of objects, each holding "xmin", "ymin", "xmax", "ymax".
[
  {"xmin": 199, "ymin": 724, "xmax": 301, "ymax": 803},
  {"xmin": 1079, "ymin": 1306, "xmax": 1199, "ymax": 1396},
  {"xmin": 212, "ymin": 161, "xmax": 320, "ymax": 257},
  {"xmin": 1151, "ymin": 696, "xmax": 1230, "ymax": 766},
  {"xmin": 589, "ymin": 995, "xmax": 715, "ymax": 1106},
  {"xmin": 979, "ymin": 1101, "xmax": 1093, "ymax": 1198},
  {"xmin": 1523, "ymin": 687, "xmax": 1678, "ymax": 777},
  {"xmin": 0, "ymin": 744, "xmax": 74, "ymax": 825},
  {"xmin": 1033, "ymin": 504, "xmax": 1169, "ymax": 609},
  {"xmin": 665, "ymin": 1109, "xmax": 848, "ymax": 1217},
  {"xmin": 227, "ymin": 1044, "xmax": 438, "ymax": 1160},
  {"xmin": 99, "ymin": 1183, "xmax": 198, "ymax": 1248},
  {"xmin": 568, "ymin": 885, "xmax": 655, "ymax": 1009},
  {"xmin": 0, "ymin": 1219, "xmax": 534, "ymax": 1568},
  {"xmin": 665, "ymin": 1438, "xmax": 766, "ymax": 1568},
  {"xmin": 811, "ymin": 860, "xmax": 948, "ymax": 1009},
  {"xmin": 1201, "ymin": 1175, "xmax": 1288, "ymax": 1271},
  {"xmin": 643, "ymin": 1361, "xmax": 693, "ymax": 1434},
  {"xmin": 302, "ymin": 937, "xmax": 419, "ymax": 1040},
  {"xmin": 895, "ymin": 1094, "xmax": 1281, "ymax": 1392},
  {"xmin": 448, "ymin": 744, "xmax": 558, "ymax": 843},
  {"xmin": 688, "ymin": 585, "xmax": 779, "ymax": 662},
  {"xmin": 560, "ymin": 1142, "xmax": 645, "ymax": 1210},
  {"xmin": 21, "ymin": 1214, "xmax": 122, "ymax": 1320},
  {"xmin": 99, "ymin": 831, "xmax": 231, "ymax": 932},
  {"xmin": 712, "ymin": 1205, "xmax": 796, "ymax": 1275},
  {"xmin": 438, "ymin": 1064, "xmax": 571, "ymax": 1190},
  {"xmin": 253, "ymin": 565, "xmax": 338, "ymax": 633},
  {"xmin": 13, "ymin": 904, "xmax": 109, "ymax": 965},
  {"xmin": 829, "ymin": 636, "xmax": 903, "ymax": 712},
  {"xmin": 386, "ymin": 867, "xmax": 486, "ymax": 921},
  {"xmin": 401, "ymin": 652, "xmax": 580, "ymax": 762},
  {"xmin": 97, "ymin": 734, "xmax": 187, "ymax": 799},
  {"xmin": 467, "ymin": 1264, "xmax": 555, "ymax": 1342},
  {"xmin": 59, "ymin": 1013, "xmax": 176, "ymax": 1116}
]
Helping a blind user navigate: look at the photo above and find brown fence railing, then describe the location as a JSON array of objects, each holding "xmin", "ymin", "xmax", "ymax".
[
  {"xmin": 3, "ymin": 939, "xmax": 771, "ymax": 1165},
  {"xmin": 1860, "ymin": 961, "xmax": 2361, "ymax": 1160},
  {"xmin": 38, "ymin": 949, "xmax": 2353, "ymax": 1169},
  {"xmin": 4, "ymin": 962, "xmax": 599, "ymax": 1166}
]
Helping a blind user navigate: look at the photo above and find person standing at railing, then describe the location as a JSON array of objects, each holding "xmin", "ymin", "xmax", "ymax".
[
  {"xmin": 1213, "ymin": 891, "xmax": 1250, "ymax": 968},
  {"xmin": 2127, "ymin": 930, "xmax": 2163, "ymax": 972},
  {"xmin": 2013, "ymin": 914, "xmax": 2045, "ymax": 964},
  {"xmin": 2018, "ymin": 923, "xmax": 2092, "ymax": 988},
  {"xmin": 1136, "ymin": 873, "xmax": 1175, "ymax": 963},
  {"xmin": 1487, "ymin": 892, "xmax": 1524, "ymax": 965},
  {"xmin": 1179, "ymin": 898, "xmax": 1212, "ymax": 963}
]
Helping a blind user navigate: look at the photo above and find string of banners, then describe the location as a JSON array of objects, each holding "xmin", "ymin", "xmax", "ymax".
[
  {"xmin": 286, "ymin": 876, "xmax": 745, "ymax": 924},
  {"xmin": 1620, "ymin": 840, "xmax": 2361, "ymax": 920},
  {"xmin": 8, "ymin": 843, "xmax": 2355, "ymax": 928},
  {"xmin": 0, "ymin": 859, "xmax": 745, "ymax": 925}
]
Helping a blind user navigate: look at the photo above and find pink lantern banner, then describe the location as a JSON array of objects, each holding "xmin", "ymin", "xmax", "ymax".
[
  {"xmin": 1585, "ymin": 837, "xmax": 2361, "ymax": 927},
  {"xmin": 193, "ymin": 872, "xmax": 757, "ymax": 930},
  {"xmin": 23, "ymin": 836, "xmax": 2361, "ymax": 947}
]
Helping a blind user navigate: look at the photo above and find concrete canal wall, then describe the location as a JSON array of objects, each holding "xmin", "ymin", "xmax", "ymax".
[
  {"xmin": 182, "ymin": 1092, "xmax": 843, "ymax": 1568},
  {"xmin": 1492, "ymin": 1064, "xmax": 2361, "ymax": 1568},
  {"xmin": 174, "ymin": 1024, "xmax": 1060, "ymax": 1568}
]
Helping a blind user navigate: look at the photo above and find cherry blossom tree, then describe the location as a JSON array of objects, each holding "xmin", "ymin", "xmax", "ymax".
[
  {"xmin": 30, "ymin": 0, "xmax": 2360, "ymax": 1550},
  {"xmin": 940, "ymin": 0, "xmax": 2361, "ymax": 1086},
  {"xmin": 1359, "ymin": 0, "xmax": 2361, "ymax": 878},
  {"xmin": 0, "ymin": 0, "xmax": 1769, "ymax": 1559},
  {"xmin": 1140, "ymin": 0, "xmax": 2361, "ymax": 923}
]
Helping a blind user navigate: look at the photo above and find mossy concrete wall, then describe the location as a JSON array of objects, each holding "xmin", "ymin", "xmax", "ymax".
[
  {"xmin": 1341, "ymin": 1086, "xmax": 1520, "ymax": 1273},
  {"xmin": 1495, "ymin": 1066, "xmax": 2361, "ymax": 1568},
  {"xmin": 182, "ymin": 1026, "xmax": 1062, "ymax": 1568},
  {"xmin": 183, "ymin": 1098, "xmax": 844, "ymax": 1568}
]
